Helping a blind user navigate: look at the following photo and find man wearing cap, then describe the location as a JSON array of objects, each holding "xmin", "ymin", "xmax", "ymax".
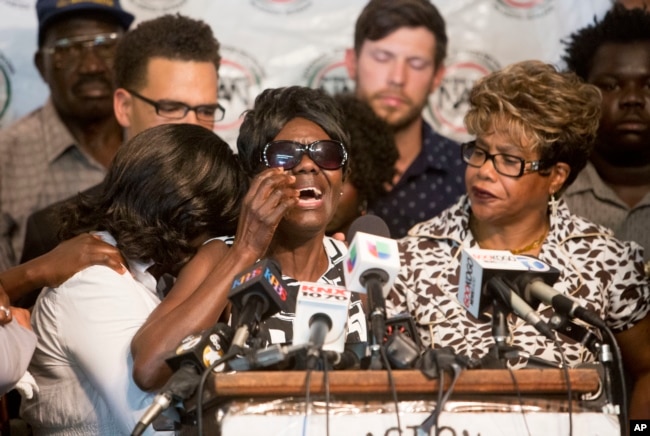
[{"xmin": 0, "ymin": 0, "xmax": 134, "ymax": 271}]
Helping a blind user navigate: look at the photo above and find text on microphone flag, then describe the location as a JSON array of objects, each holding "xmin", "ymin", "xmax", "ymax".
[{"xmin": 230, "ymin": 262, "xmax": 288, "ymax": 302}]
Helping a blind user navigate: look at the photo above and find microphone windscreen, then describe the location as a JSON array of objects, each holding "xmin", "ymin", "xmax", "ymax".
[{"xmin": 346, "ymin": 214, "xmax": 391, "ymax": 242}]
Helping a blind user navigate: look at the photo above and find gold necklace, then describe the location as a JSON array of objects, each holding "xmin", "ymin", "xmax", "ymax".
[
  {"xmin": 509, "ymin": 226, "xmax": 549, "ymax": 255},
  {"xmin": 470, "ymin": 215, "xmax": 549, "ymax": 255}
]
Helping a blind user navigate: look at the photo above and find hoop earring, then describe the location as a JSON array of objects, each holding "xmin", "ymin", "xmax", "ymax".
[{"xmin": 548, "ymin": 193, "xmax": 558, "ymax": 218}]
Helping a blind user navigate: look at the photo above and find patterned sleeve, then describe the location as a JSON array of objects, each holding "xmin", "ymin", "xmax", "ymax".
[
  {"xmin": 385, "ymin": 239, "xmax": 414, "ymax": 316},
  {"xmin": 603, "ymin": 239, "xmax": 650, "ymax": 332}
]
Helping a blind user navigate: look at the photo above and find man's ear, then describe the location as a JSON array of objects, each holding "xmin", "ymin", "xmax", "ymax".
[
  {"xmin": 430, "ymin": 65, "xmax": 445, "ymax": 94},
  {"xmin": 113, "ymin": 88, "xmax": 133, "ymax": 129},
  {"xmin": 344, "ymin": 48, "xmax": 358, "ymax": 81}
]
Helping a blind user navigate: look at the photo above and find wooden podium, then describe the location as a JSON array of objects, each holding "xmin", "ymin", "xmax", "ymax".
[{"xmin": 182, "ymin": 368, "xmax": 620, "ymax": 435}]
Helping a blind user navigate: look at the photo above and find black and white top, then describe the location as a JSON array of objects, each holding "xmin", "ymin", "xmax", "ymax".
[{"xmin": 255, "ymin": 237, "xmax": 367, "ymax": 348}]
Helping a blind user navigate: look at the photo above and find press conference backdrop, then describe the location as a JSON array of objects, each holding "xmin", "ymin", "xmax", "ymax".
[{"xmin": 0, "ymin": 0, "xmax": 616, "ymax": 147}]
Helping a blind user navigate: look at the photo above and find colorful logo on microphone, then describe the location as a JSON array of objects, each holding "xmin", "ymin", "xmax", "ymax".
[
  {"xmin": 346, "ymin": 243, "xmax": 357, "ymax": 273},
  {"xmin": 368, "ymin": 240, "xmax": 392, "ymax": 260}
]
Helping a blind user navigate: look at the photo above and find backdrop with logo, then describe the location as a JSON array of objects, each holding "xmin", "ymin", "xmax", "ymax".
[{"xmin": 0, "ymin": 0, "xmax": 615, "ymax": 146}]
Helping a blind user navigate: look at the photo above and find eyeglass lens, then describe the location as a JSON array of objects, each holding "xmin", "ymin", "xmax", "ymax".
[
  {"xmin": 45, "ymin": 33, "xmax": 120, "ymax": 67},
  {"xmin": 461, "ymin": 141, "xmax": 525, "ymax": 177},
  {"xmin": 156, "ymin": 102, "xmax": 224, "ymax": 122},
  {"xmin": 264, "ymin": 140, "xmax": 347, "ymax": 170},
  {"xmin": 127, "ymin": 90, "xmax": 225, "ymax": 123}
]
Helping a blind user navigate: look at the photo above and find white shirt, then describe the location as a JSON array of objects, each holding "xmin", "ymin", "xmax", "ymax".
[
  {"xmin": 0, "ymin": 318, "xmax": 37, "ymax": 394},
  {"xmin": 21, "ymin": 232, "xmax": 173, "ymax": 435}
]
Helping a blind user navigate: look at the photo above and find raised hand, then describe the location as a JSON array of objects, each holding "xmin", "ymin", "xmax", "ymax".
[{"xmin": 232, "ymin": 167, "xmax": 298, "ymax": 259}]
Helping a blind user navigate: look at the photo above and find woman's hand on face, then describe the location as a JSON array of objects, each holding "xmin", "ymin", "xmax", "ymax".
[
  {"xmin": 234, "ymin": 168, "xmax": 298, "ymax": 257},
  {"xmin": 42, "ymin": 233, "xmax": 127, "ymax": 287}
]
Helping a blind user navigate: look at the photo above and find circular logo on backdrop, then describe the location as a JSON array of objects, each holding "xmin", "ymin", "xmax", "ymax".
[
  {"xmin": 0, "ymin": 53, "xmax": 14, "ymax": 123},
  {"xmin": 123, "ymin": 0, "xmax": 187, "ymax": 12},
  {"xmin": 251, "ymin": 0, "xmax": 313, "ymax": 14},
  {"xmin": 0, "ymin": 0, "xmax": 32, "ymax": 8},
  {"xmin": 215, "ymin": 46, "xmax": 266, "ymax": 146},
  {"xmin": 426, "ymin": 50, "xmax": 500, "ymax": 139},
  {"xmin": 495, "ymin": 0, "xmax": 554, "ymax": 20},
  {"xmin": 303, "ymin": 49, "xmax": 354, "ymax": 95}
]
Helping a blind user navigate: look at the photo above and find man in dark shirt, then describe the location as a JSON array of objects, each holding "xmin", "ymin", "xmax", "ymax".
[{"xmin": 344, "ymin": 0, "xmax": 465, "ymax": 237}]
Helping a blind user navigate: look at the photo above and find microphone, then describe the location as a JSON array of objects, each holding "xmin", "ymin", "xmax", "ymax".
[
  {"xmin": 510, "ymin": 265, "xmax": 607, "ymax": 330},
  {"xmin": 343, "ymin": 215, "xmax": 400, "ymax": 366},
  {"xmin": 457, "ymin": 248, "xmax": 558, "ymax": 341},
  {"xmin": 322, "ymin": 349, "xmax": 361, "ymax": 370},
  {"xmin": 134, "ymin": 323, "xmax": 234, "ymax": 435},
  {"xmin": 131, "ymin": 365, "xmax": 200, "ymax": 436},
  {"xmin": 458, "ymin": 248, "xmax": 559, "ymax": 318},
  {"xmin": 487, "ymin": 276, "xmax": 555, "ymax": 341},
  {"xmin": 292, "ymin": 282, "xmax": 351, "ymax": 368},
  {"xmin": 133, "ymin": 323, "xmax": 234, "ymax": 435},
  {"xmin": 227, "ymin": 259, "xmax": 290, "ymax": 353},
  {"xmin": 227, "ymin": 343, "xmax": 309, "ymax": 371},
  {"xmin": 343, "ymin": 215, "xmax": 400, "ymax": 297},
  {"xmin": 165, "ymin": 322, "xmax": 233, "ymax": 374},
  {"xmin": 383, "ymin": 313, "xmax": 422, "ymax": 369}
]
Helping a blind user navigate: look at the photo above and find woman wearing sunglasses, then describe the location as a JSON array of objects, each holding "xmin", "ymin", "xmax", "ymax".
[
  {"xmin": 385, "ymin": 60, "xmax": 650, "ymax": 418},
  {"xmin": 130, "ymin": 86, "xmax": 368, "ymax": 391}
]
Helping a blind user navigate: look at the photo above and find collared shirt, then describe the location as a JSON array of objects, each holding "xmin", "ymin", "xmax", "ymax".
[
  {"xmin": 386, "ymin": 195, "xmax": 649, "ymax": 367},
  {"xmin": 368, "ymin": 120, "xmax": 466, "ymax": 238},
  {"xmin": 564, "ymin": 162, "xmax": 650, "ymax": 263},
  {"xmin": 0, "ymin": 318, "xmax": 37, "ymax": 395},
  {"xmin": 21, "ymin": 232, "xmax": 173, "ymax": 435},
  {"xmin": 0, "ymin": 99, "xmax": 107, "ymax": 268}
]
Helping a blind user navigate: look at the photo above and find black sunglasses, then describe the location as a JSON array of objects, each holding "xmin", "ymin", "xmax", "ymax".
[{"xmin": 262, "ymin": 140, "xmax": 348, "ymax": 171}]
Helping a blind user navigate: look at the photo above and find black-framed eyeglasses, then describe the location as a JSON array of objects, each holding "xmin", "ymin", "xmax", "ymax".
[
  {"xmin": 126, "ymin": 89, "xmax": 225, "ymax": 123},
  {"xmin": 41, "ymin": 32, "xmax": 120, "ymax": 67},
  {"xmin": 262, "ymin": 140, "xmax": 348, "ymax": 171},
  {"xmin": 460, "ymin": 140, "xmax": 551, "ymax": 178}
]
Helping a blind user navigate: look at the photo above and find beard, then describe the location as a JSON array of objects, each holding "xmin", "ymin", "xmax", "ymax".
[{"xmin": 368, "ymin": 94, "xmax": 426, "ymax": 132}]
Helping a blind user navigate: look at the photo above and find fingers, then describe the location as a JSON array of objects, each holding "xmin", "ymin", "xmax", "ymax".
[
  {"xmin": 331, "ymin": 232, "xmax": 348, "ymax": 244},
  {"xmin": 244, "ymin": 168, "xmax": 298, "ymax": 214},
  {"xmin": 70, "ymin": 234, "xmax": 127, "ymax": 274},
  {"xmin": 231, "ymin": 168, "xmax": 299, "ymax": 258},
  {"xmin": 88, "ymin": 253, "xmax": 127, "ymax": 275},
  {"xmin": 0, "ymin": 287, "xmax": 11, "ymax": 325},
  {"xmin": 0, "ymin": 304, "xmax": 11, "ymax": 325},
  {"xmin": 10, "ymin": 307, "xmax": 32, "ymax": 330}
]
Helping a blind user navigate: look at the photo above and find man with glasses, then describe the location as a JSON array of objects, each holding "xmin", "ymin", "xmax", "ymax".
[
  {"xmin": 19, "ymin": 14, "xmax": 225, "ymax": 270},
  {"xmin": 344, "ymin": 0, "xmax": 466, "ymax": 238},
  {"xmin": 0, "ymin": 0, "xmax": 134, "ymax": 271},
  {"xmin": 111, "ymin": 14, "xmax": 224, "ymax": 140}
]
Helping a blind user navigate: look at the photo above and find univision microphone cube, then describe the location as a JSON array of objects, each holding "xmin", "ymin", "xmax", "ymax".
[{"xmin": 344, "ymin": 231, "xmax": 400, "ymax": 295}]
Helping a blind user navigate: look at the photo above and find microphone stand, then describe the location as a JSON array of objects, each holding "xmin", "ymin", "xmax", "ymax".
[
  {"xmin": 548, "ymin": 313, "xmax": 617, "ymax": 414},
  {"xmin": 365, "ymin": 273, "xmax": 388, "ymax": 370},
  {"xmin": 480, "ymin": 299, "xmax": 560, "ymax": 369}
]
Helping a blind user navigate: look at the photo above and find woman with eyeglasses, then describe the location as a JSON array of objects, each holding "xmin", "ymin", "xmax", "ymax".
[
  {"xmin": 385, "ymin": 60, "xmax": 650, "ymax": 416},
  {"xmin": 130, "ymin": 86, "xmax": 368, "ymax": 391}
]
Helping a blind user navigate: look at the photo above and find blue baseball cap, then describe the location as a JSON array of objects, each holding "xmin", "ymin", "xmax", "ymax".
[{"xmin": 36, "ymin": 0, "xmax": 135, "ymax": 45}]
